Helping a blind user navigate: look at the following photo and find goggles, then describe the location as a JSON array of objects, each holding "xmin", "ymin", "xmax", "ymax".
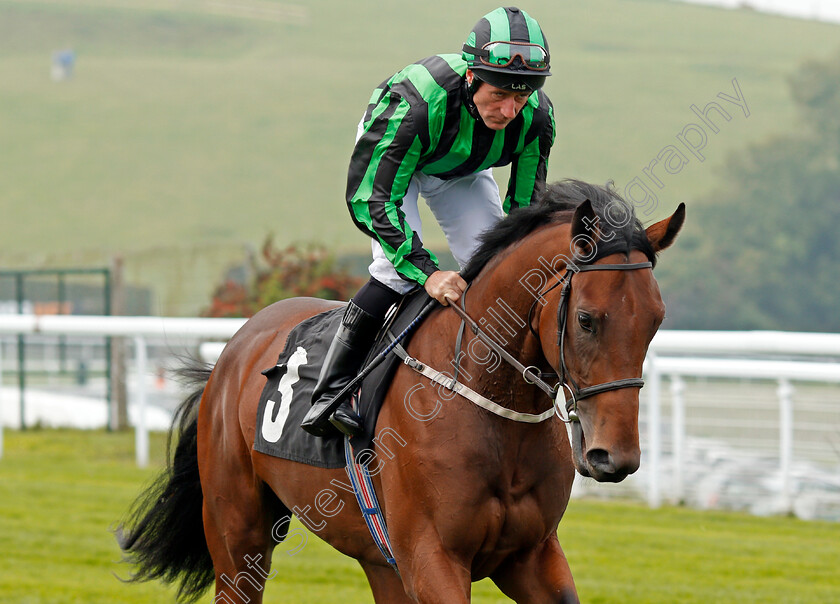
[{"xmin": 476, "ymin": 41, "xmax": 549, "ymax": 71}]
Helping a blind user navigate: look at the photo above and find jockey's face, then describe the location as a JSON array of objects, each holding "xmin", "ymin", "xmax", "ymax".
[{"xmin": 467, "ymin": 70, "xmax": 532, "ymax": 130}]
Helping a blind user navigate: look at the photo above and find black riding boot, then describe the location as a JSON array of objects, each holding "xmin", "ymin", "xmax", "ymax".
[{"xmin": 300, "ymin": 300, "xmax": 381, "ymax": 437}]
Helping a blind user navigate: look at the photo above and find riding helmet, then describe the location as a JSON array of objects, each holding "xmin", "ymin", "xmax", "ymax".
[{"xmin": 462, "ymin": 6, "xmax": 551, "ymax": 92}]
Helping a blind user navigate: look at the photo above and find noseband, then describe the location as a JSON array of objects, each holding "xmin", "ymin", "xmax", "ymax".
[{"xmin": 543, "ymin": 260, "xmax": 653, "ymax": 422}]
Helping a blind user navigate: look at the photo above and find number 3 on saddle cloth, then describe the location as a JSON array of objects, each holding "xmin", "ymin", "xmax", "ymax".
[{"xmin": 254, "ymin": 289, "xmax": 432, "ymax": 468}]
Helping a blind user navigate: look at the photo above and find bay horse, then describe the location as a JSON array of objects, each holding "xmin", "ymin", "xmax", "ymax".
[{"xmin": 119, "ymin": 180, "xmax": 684, "ymax": 603}]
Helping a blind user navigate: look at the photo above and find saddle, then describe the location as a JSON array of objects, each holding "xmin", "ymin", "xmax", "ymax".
[{"xmin": 253, "ymin": 290, "xmax": 434, "ymax": 468}]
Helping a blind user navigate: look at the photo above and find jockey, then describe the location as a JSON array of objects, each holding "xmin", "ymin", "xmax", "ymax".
[{"xmin": 302, "ymin": 6, "xmax": 556, "ymax": 437}]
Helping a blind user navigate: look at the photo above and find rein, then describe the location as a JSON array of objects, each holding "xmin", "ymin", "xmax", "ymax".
[
  {"xmin": 446, "ymin": 259, "xmax": 654, "ymax": 424},
  {"xmin": 448, "ymin": 299, "xmax": 559, "ymax": 399},
  {"xmin": 398, "ymin": 259, "xmax": 655, "ymax": 425}
]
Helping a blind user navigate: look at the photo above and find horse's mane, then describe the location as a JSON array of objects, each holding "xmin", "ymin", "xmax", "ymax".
[{"xmin": 460, "ymin": 179, "xmax": 656, "ymax": 282}]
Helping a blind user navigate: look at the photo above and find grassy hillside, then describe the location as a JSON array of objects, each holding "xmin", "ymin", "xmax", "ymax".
[
  {"xmin": 1, "ymin": 0, "xmax": 839, "ymax": 312},
  {"xmin": 1, "ymin": 428, "xmax": 839, "ymax": 602}
]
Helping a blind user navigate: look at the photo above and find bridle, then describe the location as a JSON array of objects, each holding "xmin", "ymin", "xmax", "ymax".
[
  {"xmin": 547, "ymin": 260, "xmax": 653, "ymax": 422},
  {"xmin": 493, "ymin": 257, "xmax": 653, "ymax": 423},
  {"xmin": 445, "ymin": 257, "xmax": 653, "ymax": 424}
]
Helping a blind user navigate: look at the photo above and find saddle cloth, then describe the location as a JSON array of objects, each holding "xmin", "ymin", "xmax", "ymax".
[{"xmin": 253, "ymin": 290, "xmax": 433, "ymax": 468}]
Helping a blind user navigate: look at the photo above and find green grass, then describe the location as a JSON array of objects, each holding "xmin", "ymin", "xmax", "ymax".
[{"xmin": 1, "ymin": 428, "xmax": 839, "ymax": 602}]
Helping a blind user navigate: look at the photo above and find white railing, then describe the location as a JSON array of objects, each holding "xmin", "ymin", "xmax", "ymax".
[
  {"xmin": 0, "ymin": 314, "xmax": 246, "ymax": 339},
  {"xmin": 652, "ymin": 329, "xmax": 840, "ymax": 357},
  {"xmin": 1, "ymin": 315, "xmax": 838, "ymax": 507},
  {"xmin": 0, "ymin": 315, "xmax": 245, "ymax": 467},
  {"xmin": 643, "ymin": 354, "xmax": 840, "ymax": 512}
]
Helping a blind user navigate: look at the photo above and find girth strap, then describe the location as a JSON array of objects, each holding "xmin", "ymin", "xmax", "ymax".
[{"xmin": 343, "ymin": 435, "xmax": 398, "ymax": 571}]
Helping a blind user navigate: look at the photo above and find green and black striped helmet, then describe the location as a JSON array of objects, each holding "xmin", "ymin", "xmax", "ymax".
[{"xmin": 462, "ymin": 6, "xmax": 551, "ymax": 92}]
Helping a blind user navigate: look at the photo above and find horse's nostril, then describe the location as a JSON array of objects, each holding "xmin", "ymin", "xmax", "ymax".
[{"xmin": 585, "ymin": 448, "xmax": 615, "ymax": 473}]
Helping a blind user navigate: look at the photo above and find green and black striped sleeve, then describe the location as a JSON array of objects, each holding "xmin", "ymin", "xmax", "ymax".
[
  {"xmin": 345, "ymin": 59, "xmax": 459, "ymax": 286},
  {"xmin": 504, "ymin": 91, "xmax": 555, "ymax": 212},
  {"xmin": 346, "ymin": 92, "xmax": 437, "ymax": 285}
]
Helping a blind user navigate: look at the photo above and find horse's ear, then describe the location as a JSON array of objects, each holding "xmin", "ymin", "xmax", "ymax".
[
  {"xmin": 571, "ymin": 199, "xmax": 599, "ymax": 255},
  {"xmin": 646, "ymin": 202, "xmax": 686, "ymax": 252}
]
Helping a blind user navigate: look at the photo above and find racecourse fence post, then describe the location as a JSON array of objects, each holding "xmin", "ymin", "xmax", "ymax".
[
  {"xmin": 670, "ymin": 375, "xmax": 686, "ymax": 504},
  {"xmin": 16, "ymin": 272, "xmax": 26, "ymax": 430},
  {"xmin": 646, "ymin": 352, "xmax": 662, "ymax": 508},
  {"xmin": 134, "ymin": 336, "xmax": 149, "ymax": 468},
  {"xmin": 778, "ymin": 378, "xmax": 794, "ymax": 514},
  {"xmin": 109, "ymin": 258, "xmax": 128, "ymax": 431},
  {"xmin": 0, "ymin": 340, "xmax": 4, "ymax": 460}
]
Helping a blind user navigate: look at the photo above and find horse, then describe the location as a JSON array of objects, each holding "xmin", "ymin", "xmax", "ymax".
[{"xmin": 119, "ymin": 179, "xmax": 685, "ymax": 603}]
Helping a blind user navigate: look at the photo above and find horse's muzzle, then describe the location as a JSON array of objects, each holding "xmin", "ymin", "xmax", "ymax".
[{"xmin": 571, "ymin": 421, "xmax": 640, "ymax": 483}]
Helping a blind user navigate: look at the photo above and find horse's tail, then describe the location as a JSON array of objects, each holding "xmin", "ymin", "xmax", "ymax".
[{"xmin": 116, "ymin": 359, "xmax": 215, "ymax": 602}]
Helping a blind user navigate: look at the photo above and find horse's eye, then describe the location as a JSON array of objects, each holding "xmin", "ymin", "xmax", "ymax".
[{"xmin": 577, "ymin": 312, "xmax": 594, "ymax": 332}]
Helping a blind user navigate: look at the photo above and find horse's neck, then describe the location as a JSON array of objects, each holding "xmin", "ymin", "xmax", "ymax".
[{"xmin": 453, "ymin": 230, "xmax": 568, "ymax": 414}]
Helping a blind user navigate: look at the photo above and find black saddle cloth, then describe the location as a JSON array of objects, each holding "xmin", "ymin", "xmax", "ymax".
[{"xmin": 253, "ymin": 290, "xmax": 434, "ymax": 468}]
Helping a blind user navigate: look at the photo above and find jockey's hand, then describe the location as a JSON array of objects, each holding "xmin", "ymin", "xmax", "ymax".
[{"xmin": 424, "ymin": 270, "xmax": 467, "ymax": 306}]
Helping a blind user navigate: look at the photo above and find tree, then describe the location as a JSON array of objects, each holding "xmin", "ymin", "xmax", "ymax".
[{"xmin": 658, "ymin": 49, "xmax": 840, "ymax": 331}]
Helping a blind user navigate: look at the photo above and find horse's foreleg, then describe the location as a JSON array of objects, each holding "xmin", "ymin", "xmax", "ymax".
[
  {"xmin": 490, "ymin": 535, "xmax": 579, "ymax": 603},
  {"xmin": 360, "ymin": 561, "xmax": 414, "ymax": 603},
  {"xmin": 392, "ymin": 536, "xmax": 472, "ymax": 604}
]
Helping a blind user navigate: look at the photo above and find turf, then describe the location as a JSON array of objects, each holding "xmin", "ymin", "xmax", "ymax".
[{"xmin": 1, "ymin": 428, "xmax": 838, "ymax": 602}]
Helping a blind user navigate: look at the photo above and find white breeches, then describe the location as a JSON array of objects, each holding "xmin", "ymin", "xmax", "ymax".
[{"xmin": 367, "ymin": 170, "xmax": 504, "ymax": 294}]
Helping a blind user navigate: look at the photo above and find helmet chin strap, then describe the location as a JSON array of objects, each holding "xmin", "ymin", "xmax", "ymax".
[{"xmin": 463, "ymin": 72, "xmax": 482, "ymax": 120}]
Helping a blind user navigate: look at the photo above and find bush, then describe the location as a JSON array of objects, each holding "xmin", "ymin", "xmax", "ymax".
[{"xmin": 202, "ymin": 238, "xmax": 365, "ymax": 318}]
